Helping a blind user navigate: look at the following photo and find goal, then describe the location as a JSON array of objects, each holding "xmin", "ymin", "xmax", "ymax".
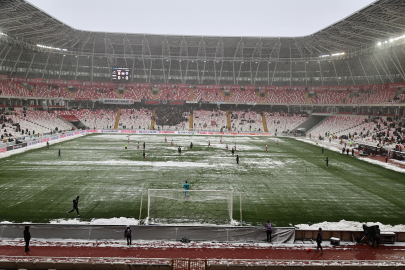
[{"xmin": 147, "ymin": 189, "xmax": 234, "ymax": 225}]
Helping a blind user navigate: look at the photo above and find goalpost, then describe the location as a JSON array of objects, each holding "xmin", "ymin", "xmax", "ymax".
[{"xmin": 147, "ymin": 189, "xmax": 234, "ymax": 225}]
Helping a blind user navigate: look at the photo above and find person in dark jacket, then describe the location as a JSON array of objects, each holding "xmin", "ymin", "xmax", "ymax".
[
  {"xmin": 67, "ymin": 196, "xmax": 80, "ymax": 217},
  {"xmin": 266, "ymin": 221, "xmax": 272, "ymax": 243},
  {"xmin": 124, "ymin": 226, "xmax": 132, "ymax": 245},
  {"xmin": 24, "ymin": 226, "xmax": 31, "ymax": 252},
  {"xmin": 325, "ymin": 157, "xmax": 328, "ymax": 168},
  {"xmin": 316, "ymin": 227, "xmax": 323, "ymax": 253},
  {"xmin": 58, "ymin": 149, "xmax": 61, "ymax": 158},
  {"xmin": 236, "ymin": 155, "xmax": 239, "ymax": 164}
]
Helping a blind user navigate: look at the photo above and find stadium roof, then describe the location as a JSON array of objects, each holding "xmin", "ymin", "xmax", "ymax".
[{"xmin": 1, "ymin": 0, "xmax": 405, "ymax": 60}]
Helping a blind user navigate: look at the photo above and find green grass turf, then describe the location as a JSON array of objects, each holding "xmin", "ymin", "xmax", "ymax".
[{"xmin": 0, "ymin": 133, "xmax": 404, "ymax": 226}]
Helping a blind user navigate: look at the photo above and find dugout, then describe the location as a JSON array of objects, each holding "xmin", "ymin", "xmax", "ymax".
[
  {"xmin": 357, "ymin": 144, "xmax": 385, "ymax": 156},
  {"xmin": 389, "ymin": 150, "xmax": 405, "ymax": 160},
  {"xmin": 295, "ymin": 128, "xmax": 306, "ymax": 137}
]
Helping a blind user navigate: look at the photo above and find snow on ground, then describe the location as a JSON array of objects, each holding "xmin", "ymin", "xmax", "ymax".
[
  {"xmin": 295, "ymin": 220, "xmax": 405, "ymax": 232},
  {"xmin": 296, "ymin": 137, "xmax": 405, "ymax": 173},
  {"xmin": 0, "ymin": 133, "xmax": 88, "ymax": 159},
  {"xmin": 49, "ymin": 217, "xmax": 140, "ymax": 225},
  {"xmin": 2, "ymin": 133, "xmax": 405, "ymax": 232},
  {"xmin": 0, "ymin": 238, "xmax": 358, "ymax": 249}
]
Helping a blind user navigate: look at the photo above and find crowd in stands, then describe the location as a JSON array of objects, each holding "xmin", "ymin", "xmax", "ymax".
[
  {"xmin": 309, "ymin": 115, "xmax": 405, "ymax": 149},
  {"xmin": 154, "ymin": 106, "xmax": 189, "ymax": 130}
]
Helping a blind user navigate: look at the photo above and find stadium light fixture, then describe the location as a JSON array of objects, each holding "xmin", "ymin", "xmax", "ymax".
[
  {"xmin": 0, "ymin": 32, "xmax": 6, "ymax": 36},
  {"xmin": 377, "ymin": 42, "xmax": 382, "ymax": 46},
  {"xmin": 319, "ymin": 55, "xmax": 330, "ymax": 58},
  {"xmin": 389, "ymin": 39, "xmax": 394, "ymax": 42},
  {"xmin": 37, "ymin": 44, "xmax": 67, "ymax": 52},
  {"xmin": 332, "ymin": 52, "xmax": 345, "ymax": 56}
]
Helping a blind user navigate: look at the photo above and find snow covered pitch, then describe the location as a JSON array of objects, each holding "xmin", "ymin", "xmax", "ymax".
[{"xmin": 0, "ymin": 133, "xmax": 404, "ymax": 228}]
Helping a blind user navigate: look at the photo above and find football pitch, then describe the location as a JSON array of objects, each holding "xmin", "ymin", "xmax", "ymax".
[{"xmin": 0, "ymin": 133, "xmax": 404, "ymax": 227}]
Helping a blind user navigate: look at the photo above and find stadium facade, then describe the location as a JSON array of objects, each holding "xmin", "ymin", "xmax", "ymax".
[{"xmin": 0, "ymin": 0, "xmax": 405, "ymax": 86}]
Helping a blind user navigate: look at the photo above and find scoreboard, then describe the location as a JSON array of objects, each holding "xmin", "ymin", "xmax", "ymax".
[{"xmin": 112, "ymin": 67, "xmax": 130, "ymax": 81}]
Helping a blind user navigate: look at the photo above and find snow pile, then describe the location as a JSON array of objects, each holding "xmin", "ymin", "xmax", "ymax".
[
  {"xmin": 358, "ymin": 157, "xmax": 405, "ymax": 173},
  {"xmin": 295, "ymin": 220, "xmax": 405, "ymax": 231},
  {"xmin": 49, "ymin": 217, "xmax": 140, "ymax": 225}
]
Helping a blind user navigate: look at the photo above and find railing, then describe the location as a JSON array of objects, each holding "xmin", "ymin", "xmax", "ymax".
[{"xmin": 1, "ymin": 257, "xmax": 405, "ymax": 270}]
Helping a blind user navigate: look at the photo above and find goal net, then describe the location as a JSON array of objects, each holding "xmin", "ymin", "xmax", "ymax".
[{"xmin": 147, "ymin": 189, "xmax": 233, "ymax": 225}]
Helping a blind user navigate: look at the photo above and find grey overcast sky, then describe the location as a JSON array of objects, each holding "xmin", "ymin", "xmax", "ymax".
[{"xmin": 26, "ymin": 0, "xmax": 376, "ymax": 37}]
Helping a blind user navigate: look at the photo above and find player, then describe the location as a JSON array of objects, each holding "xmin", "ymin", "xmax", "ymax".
[
  {"xmin": 316, "ymin": 141, "xmax": 318, "ymax": 146},
  {"xmin": 127, "ymin": 137, "xmax": 130, "ymax": 144},
  {"xmin": 236, "ymin": 155, "xmax": 239, "ymax": 165},
  {"xmin": 208, "ymin": 140, "xmax": 210, "ymax": 147},
  {"xmin": 234, "ymin": 143, "xmax": 236, "ymax": 151},
  {"xmin": 143, "ymin": 142, "xmax": 145, "ymax": 149},
  {"xmin": 325, "ymin": 157, "xmax": 328, "ymax": 168},
  {"xmin": 226, "ymin": 144, "xmax": 228, "ymax": 150},
  {"xmin": 220, "ymin": 137, "xmax": 222, "ymax": 144},
  {"xmin": 124, "ymin": 144, "xmax": 128, "ymax": 151},
  {"xmin": 178, "ymin": 146, "xmax": 182, "ymax": 155},
  {"xmin": 265, "ymin": 144, "xmax": 268, "ymax": 152},
  {"xmin": 277, "ymin": 140, "xmax": 279, "ymax": 146},
  {"xmin": 165, "ymin": 136, "xmax": 167, "ymax": 143},
  {"xmin": 58, "ymin": 149, "xmax": 61, "ymax": 158},
  {"xmin": 190, "ymin": 142, "xmax": 193, "ymax": 151},
  {"xmin": 67, "ymin": 196, "xmax": 80, "ymax": 217},
  {"xmin": 143, "ymin": 150, "xmax": 146, "ymax": 160},
  {"xmin": 171, "ymin": 139, "xmax": 173, "ymax": 147},
  {"xmin": 137, "ymin": 142, "xmax": 140, "ymax": 149},
  {"xmin": 183, "ymin": 181, "xmax": 189, "ymax": 197},
  {"xmin": 231, "ymin": 147, "xmax": 235, "ymax": 156},
  {"xmin": 46, "ymin": 141, "xmax": 49, "ymax": 150}
]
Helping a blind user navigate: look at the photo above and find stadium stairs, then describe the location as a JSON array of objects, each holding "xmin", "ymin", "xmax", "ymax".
[
  {"xmin": 262, "ymin": 112, "xmax": 268, "ymax": 132},
  {"xmin": 226, "ymin": 110, "xmax": 231, "ymax": 131},
  {"xmin": 56, "ymin": 115, "xmax": 83, "ymax": 130},
  {"xmin": 151, "ymin": 109, "xmax": 156, "ymax": 130},
  {"xmin": 189, "ymin": 111, "xmax": 194, "ymax": 131},
  {"xmin": 293, "ymin": 114, "xmax": 330, "ymax": 134},
  {"xmin": 306, "ymin": 116, "xmax": 332, "ymax": 136},
  {"xmin": 114, "ymin": 108, "xmax": 121, "ymax": 129}
]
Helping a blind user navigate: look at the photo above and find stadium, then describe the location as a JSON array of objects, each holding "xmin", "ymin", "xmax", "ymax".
[{"xmin": 0, "ymin": 0, "xmax": 405, "ymax": 269}]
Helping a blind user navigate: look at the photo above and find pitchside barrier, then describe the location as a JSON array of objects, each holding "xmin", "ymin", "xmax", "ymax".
[
  {"xmin": 1, "ymin": 257, "xmax": 405, "ymax": 270},
  {"xmin": 87, "ymin": 129, "xmax": 272, "ymax": 136}
]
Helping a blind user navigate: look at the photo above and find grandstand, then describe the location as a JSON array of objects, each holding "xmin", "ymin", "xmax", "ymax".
[{"xmin": 1, "ymin": 0, "xmax": 405, "ymax": 268}]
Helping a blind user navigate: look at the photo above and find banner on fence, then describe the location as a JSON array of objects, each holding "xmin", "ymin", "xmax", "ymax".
[{"xmin": 99, "ymin": 99, "xmax": 134, "ymax": 105}]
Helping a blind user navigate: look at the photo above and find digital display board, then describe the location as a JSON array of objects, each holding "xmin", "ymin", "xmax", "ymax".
[{"xmin": 112, "ymin": 67, "xmax": 130, "ymax": 81}]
